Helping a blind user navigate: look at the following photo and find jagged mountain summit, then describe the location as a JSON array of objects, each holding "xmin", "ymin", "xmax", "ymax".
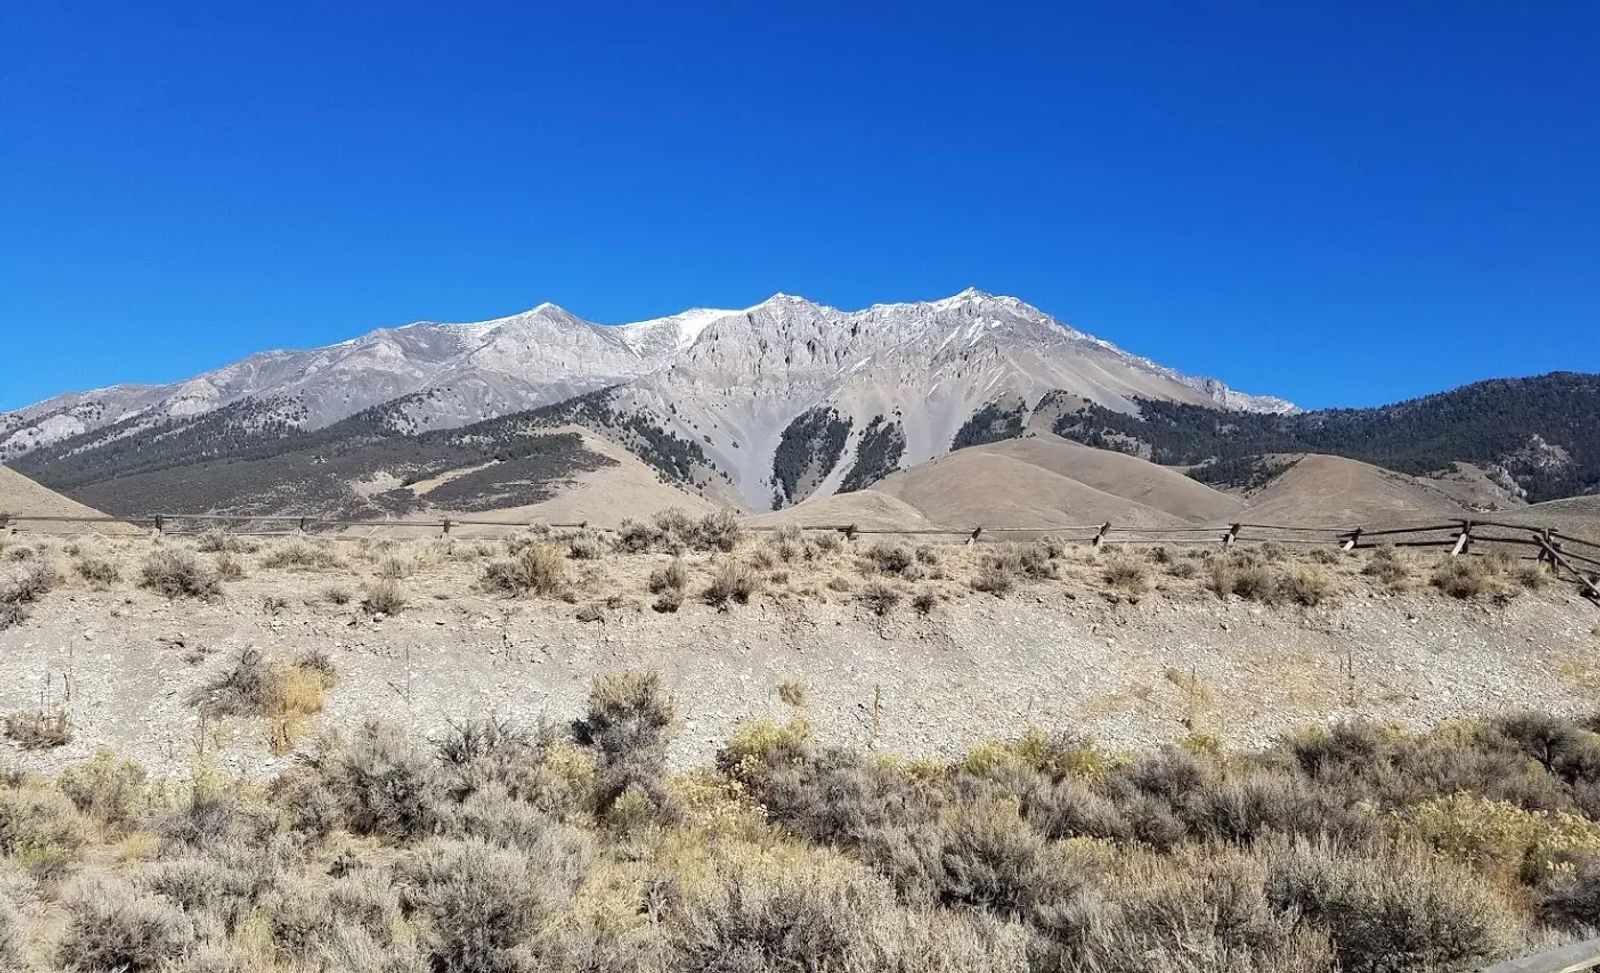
[{"xmin": 2, "ymin": 289, "xmax": 1292, "ymax": 512}]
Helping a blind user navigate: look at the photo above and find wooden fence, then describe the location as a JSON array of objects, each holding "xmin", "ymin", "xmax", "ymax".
[{"xmin": 2, "ymin": 511, "xmax": 1598, "ymax": 599}]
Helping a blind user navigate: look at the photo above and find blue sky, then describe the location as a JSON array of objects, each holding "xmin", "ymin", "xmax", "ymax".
[{"xmin": 2, "ymin": 1, "xmax": 1596, "ymax": 411}]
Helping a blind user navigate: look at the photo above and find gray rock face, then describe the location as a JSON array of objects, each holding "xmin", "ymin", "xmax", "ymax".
[{"xmin": 1, "ymin": 289, "xmax": 1292, "ymax": 509}]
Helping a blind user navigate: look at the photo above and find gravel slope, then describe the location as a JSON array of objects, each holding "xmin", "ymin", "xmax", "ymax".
[{"xmin": 3, "ymin": 543, "xmax": 1595, "ymax": 780}]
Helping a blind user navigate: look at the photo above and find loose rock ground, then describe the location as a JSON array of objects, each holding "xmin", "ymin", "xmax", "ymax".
[{"xmin": 2, "ymin": 531, "xmax": 1597, "ymax": 778}]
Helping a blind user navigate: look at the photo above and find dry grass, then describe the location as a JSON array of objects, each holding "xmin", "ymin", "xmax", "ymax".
[
  {"xmin": 190, "ymin": 647, "xmax": 336, "ymax": 754},
  {"xmin": 361, "ymin": 578, "xmax": 407, "ymax": 615},
  {"xmin": 777, "ymin": 680, "xmax": 808, "ymax": 708},
  {"xmin": 482, "ymin": 543, "xmax": 568, "ymax": 597},
  {"xmin": 1208, "ymin": 553, "xmax": 1338, "ymax": 607},
  {"xmin": 703, "ymin": 559, "xmax": 760, "ymax": 608},
  {"xmin": 260, "ymin": 539, "xmax": 342, "ymax": 570}
]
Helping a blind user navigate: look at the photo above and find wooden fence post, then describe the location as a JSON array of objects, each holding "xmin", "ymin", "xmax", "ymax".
[
  {"xmin": 1093, "ymin": 522, "xmax": 1112, "ymax": 549},
  {"xmin": 154, "ymin": 514, "xmax": 165, "ymax": 535},
  {"xmin": 298, "ymin": 517, "xmax": 309, "ymax": 533},
  {"xmin": 1450, "ymin": 520, "xmax": 1473, "ymax": 557},
  {"xmin": 441, "ymin": 518, "xmax": 452, "ymax": 536}
]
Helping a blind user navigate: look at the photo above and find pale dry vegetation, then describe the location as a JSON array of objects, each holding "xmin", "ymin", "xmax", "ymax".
[
  {"xmin": 4, "ymin": 671, "xmax": 1600, "ymax": 971},
  {"xmin": 189, "ymin": 647, "xmax": 337, "ymax": 755},
  {"xmin": 0, "ymin": 512, "xmax": 1583, "ymax": 634},
  {"xmin": 138, "ymin": 548, "xmax": 222, "ymax": 600}
]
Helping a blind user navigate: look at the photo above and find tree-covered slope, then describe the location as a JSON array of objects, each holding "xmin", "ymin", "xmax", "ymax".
[{"xmin": 1050, "ymin": 372, "xmax": 1600, "ymax": 502}]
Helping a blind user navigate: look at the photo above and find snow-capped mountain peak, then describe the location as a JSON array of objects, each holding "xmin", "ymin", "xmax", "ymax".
[{"xmin": 2, "ymin": 289, "xmax": 1295, "ymax": 510}]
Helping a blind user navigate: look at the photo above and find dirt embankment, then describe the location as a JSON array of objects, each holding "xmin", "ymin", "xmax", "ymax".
[{"xmin": 2, "ymin": 531, "xmax": 1596, "ymax": 779}]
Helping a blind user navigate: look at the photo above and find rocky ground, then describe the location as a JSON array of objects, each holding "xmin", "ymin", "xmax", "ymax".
[{"xmin": 2, "ymin": 528, "xmax": 1597, "ymax": 779}]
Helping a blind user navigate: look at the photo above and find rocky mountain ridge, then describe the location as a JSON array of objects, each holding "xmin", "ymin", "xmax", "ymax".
[{"xmin": 2, "ymin": 290, "xmax": 1291, "ymax": 510}]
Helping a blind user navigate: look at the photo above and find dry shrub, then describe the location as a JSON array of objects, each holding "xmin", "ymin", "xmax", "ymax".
[
  {"xmin": 653, "ymin": 588, "xmax": 685, "ymax": 613},
  {"xmin": 859, "ymin": 582, "xmax": 902, "ymax": 616},
  {"xmin": 766, "ymin": 524, "xmax": 814, "ymax": 563},
  {"xmin": 321, "ymin": 584, "xmax": 353, "ymax": 605},
  {"xmin": 694, "ymin": 508, "xmax": 745, "ymax": 553},
  {"xmin": 777, "ymin": 680, "xmax": 808, "ymax": 708},
  {"xmin": 138, "ymin": 549, "xmax": 221, "ymax": 599},
  {"xmin": 1165, "ymin": 559, "xmax": 1199, "ymax": 580},
  {"xmin": 1101, "ymin": 554, "xmax": 1151, "ymax": 600},
  {"xmin": 565, "ymin": 529, "xmax": 607, "ymax": 560},
  {"xmin": 1361, "ymin": 546, "xmax": 1413, "ymax": 586},
  {"xmin": 668, "ymin": 856, "xmax": 918, "ymax": 973},
  {"xmin": 1081, "ymin": 847, "xmax": 1331, "ymax": 973},
  {"xmin": 212, "ymin": 551, "xmax": 245, "ymax": 581},
  {"xmin": 864, "ymin": 542, "xmax": 917, "ymax": 576},
  {"xmin": 703, "ymin": 559, "xmax": 759, "ymax": 607},
  {"xmin": 971, "ymin": 558, "xmax": 1016, "ymax": 596},
  {"xmin": 57, "ymin": 751, "xmax": 150, "ymax": 826},
  {"xmin": 376, "ymin": 554, "xmax": 414, "ymax": 579},
  {"xmin": 648, "ymin": 557, "xmax": 689, "ymax": 595},
  {"xmin": 573, "ymin": 671, "xmax": 677, "ymax": 820},
  {"xmin": 59, "ymin": 873, "xmax": 195, "ymax": 972},
  {"xmin": 1266, "ymin": 841, "xmax": 1516, "ymax": 973},
  {"xmin": 402, "ymin": 835, "xmax": 589, "ymax": 973},
  {"xmin": 633, "ymin": 508, "xmax": 745, "ymax": 554},
  {"xmin": 1430, "ymin": 557, "xmax": 1512, "ymax": 601},
  {"xmin": 2, "ymin": 561, "xmax": 58, "ymax": 619},
  {"xmin": 0, "ymin": 786, "xmax": 88, "ymax": 875},
  {"xmin": 1536, "ymin": 851, "xmax": 1600, "ymax": 932},
  {"xmin": 614, "ymin": 518, "xmax": 658, "ymax": 553},
  {"xmin": 3, "ymin": 708, "xmax": 71, "ymax": 750},
  {"xmin": 1308, "ymin": 547, "xmax": 1344, "ymax": 565},
  {"xmin": 74, "ymin": 553, "xmax": 120, "ymax": 586},
  {"xmin": 912, "ymin": 588, "xmax": 938, "ymax": 614},
  {"xmin": 1400, "ymin": 791, "xmax": 1600, "ymax": 881},
  {"xmin": 190, "ymin": 648, "xmax": 334, "ymax": 753},
  {"xmin": 260, "ymin": 539, "xmax": 342, "ymax": 570},
  {"xmin": 1013, "ymin": 542, "xmax": 1060, "ymax": 580},
  {"xmin": 503, "ymin": 526, "xmax": 554, "ymax": 554},
  {"xmin": 0, "ymin": 863, "xmax": 25, "ymax": 970},
  {"xmin": 320, "ymin": 719, "xmax": 446, "ymax": 840},
  {"xmin": 483, "ymin": 543, "xmax": 568, "ymax": 597},
  {"xmin": 1209, "ymin": 555, "xmax": 1274, "ymax": 601},
  {"xmin": 193, "ymin": 529, "xmax": 257, "ymax": 553},
  {"xmin": 900, "ymin": 797, "xmax": 1096, "ymax": 921},
  {"xmin": 361, "ymin": 578, "xmax": 407, "ymax": 615},
  {"xmin": 1514, "ymin": 562, "xmax": 1550, "ymax": 590},
  {"xmin": 1207, "ymin": 556, "xmax": 1336, "ymax": 606},
  {"xmin": 1275, "ymin": 565, "xmax": 1337, "ymax": 607}
]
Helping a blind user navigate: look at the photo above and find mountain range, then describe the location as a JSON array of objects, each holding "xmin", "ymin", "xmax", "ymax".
[{"xmin": 2, "ymin": 289, "xmax": 1594, "ymax": 520}]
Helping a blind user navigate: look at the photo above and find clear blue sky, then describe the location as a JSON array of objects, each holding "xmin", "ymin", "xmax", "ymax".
[{"xmin": 2, "ymin": 2, "xmax": 1596, "ymax": 411}]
